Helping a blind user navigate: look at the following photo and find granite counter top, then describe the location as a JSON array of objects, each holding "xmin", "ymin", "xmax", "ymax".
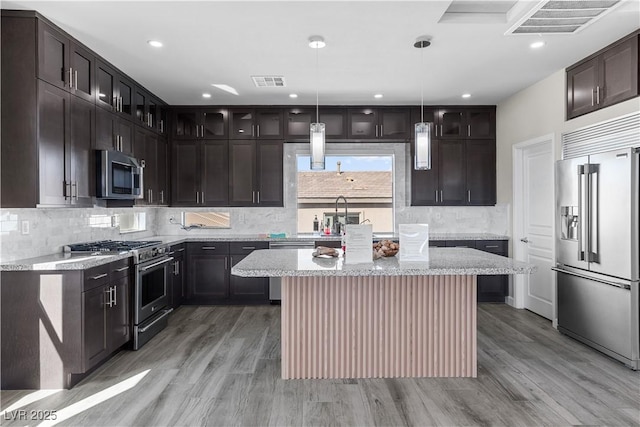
[
  {"xmin": 0, "ymin": 252, "xmax": 132, "ymax": 271},
  {"xmin": 0, "ymin": 233, "xmax": 510, "ymax": 271},
  {"xmin": 231, "ymin": 248, "xmax": 534, "ymax": 277}
]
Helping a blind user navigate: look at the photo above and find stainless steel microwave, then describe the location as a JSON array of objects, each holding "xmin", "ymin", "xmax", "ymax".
[{"xmin": 96, "ymin": 150, "xmax": 143, "ymax": 199}]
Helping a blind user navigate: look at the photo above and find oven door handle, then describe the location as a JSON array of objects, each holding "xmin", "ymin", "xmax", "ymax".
[
  {"xmin": 138, "ymin": 308, "xmax": 174, "ymax": 333},
  {"xmin": 139, "ymin": 257, "xmax": 174, "ymax": 271}
]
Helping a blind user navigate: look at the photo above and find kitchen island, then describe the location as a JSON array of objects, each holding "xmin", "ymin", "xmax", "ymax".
[{"xmin": 232, "ymin": 248, "xmax": 534, "ymax": 380}]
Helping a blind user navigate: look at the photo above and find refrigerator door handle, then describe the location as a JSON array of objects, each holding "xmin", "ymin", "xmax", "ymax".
[
  {"xmin": 552, "ymin": 267, "xmax": 631, "ymax": 290},
  {"xmin": 587, "ymin": 164, "xmax": 600, "ymax": 263},
  {"xmin": 577, "ymin": 165, "xmax": 587, "ymax": 261}
]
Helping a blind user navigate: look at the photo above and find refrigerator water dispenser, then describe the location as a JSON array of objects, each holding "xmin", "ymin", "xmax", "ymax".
[{"xmin": 560, "ymin": 206, "xmax": 579, "ymax": 241}]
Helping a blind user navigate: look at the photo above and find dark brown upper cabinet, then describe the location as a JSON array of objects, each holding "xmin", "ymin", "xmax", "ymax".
[
  {"xmin": 37, "ymin": 20, "xmax": 95, "ymax": 103},
  {"xmin": 173, "ymin": 108, "xmax": 228, "ymax": 139},
  {"xmin": 229, "ymin": 108, "xmax": 284, "ymax": 139},
  {"xmin": 171, "ymin": 139, "xmax": 229, "ymax": 207},
  {"xmin": 285, "ymin": 107, "xmax": 347, "ymax": 141},
  {"xmin": 95, "ymin": 59, "xmax": 135, "ymax": 120},
  {"xmin": 37, "ymin": 81, "xmax": 94, "ymax": 207},
  {"xmin": 411, "ymin": 138, "xmax": 496, "ymax": 207},
  {"xmin": 567, "ymin": 31, "xmax": 638, "ymax": 120},
  {"xmin": 411, "ymin": 107, "xmax": 495, "ymax": 139},
  {"xmin": 347, "ymin": 107, "xmax": 410, "ymax": 140},
  {"xmin": 133, "ymin": 128, "xmax": 167, "ymax": 205},
  {"xmin": 229, "ymin": 140, "xmax": 283, "ymax": 207},
  {"xmin": 95, "ymin": 107, "xmax": 134, "ymax": 155}
]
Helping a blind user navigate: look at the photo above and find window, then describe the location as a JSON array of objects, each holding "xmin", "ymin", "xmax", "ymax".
[{"xmin": 297, "ymin": 155, "xmax": 393, "ymax": 233}]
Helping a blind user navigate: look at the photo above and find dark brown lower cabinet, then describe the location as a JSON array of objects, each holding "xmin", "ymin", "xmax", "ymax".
[
  {"xmin": 169, "ymin": 243, "xmax": 186, "ymax": 309},
  {"xmin": 185, "ymin": 242, "xmax": 230, "ymax": 303},
  {"xmin": 1, "ymin": 258, "xmax": 131, "ymax": 390},
  {"xmin": 229, "ymin": 242, "xmax": 269, "ymax": 303},
  {"xmin": 432, "ymin": 239, "xmax": 508, "ymax": 302},
  {"xmin": 184, "ymin": 241, "xmax": 269, "ymax": 304}
]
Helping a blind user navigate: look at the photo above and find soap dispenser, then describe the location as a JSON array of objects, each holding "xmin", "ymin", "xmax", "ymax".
[{"xmin": 313, "ymin": 215, "xmax": 319, "ymax": 235}]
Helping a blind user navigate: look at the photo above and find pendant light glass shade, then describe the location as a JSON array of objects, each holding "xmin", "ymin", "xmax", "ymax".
[
  {"xmin": 309, "ymin": 35, "xmax": 326, "ymax": 170},
  {"xmin": 310, "ymin": 122, "xmax": 326, "ymax": 170},
  {"xmin": 414, "ymin": 122, "xmax": 432, "ymax": 170}
]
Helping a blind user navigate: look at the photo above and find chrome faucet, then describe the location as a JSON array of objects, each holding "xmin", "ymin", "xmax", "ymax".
[{"xmin": 333, "ymin": 195, "xmax": 348, "ymax": 235}]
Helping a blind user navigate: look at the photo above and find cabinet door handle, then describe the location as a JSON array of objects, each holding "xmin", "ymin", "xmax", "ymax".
[
  {"xmin": 440, "ymin": 125, "xmax": 443, "ymax": 136},
  {"xmin": 440, "ymin": 190, "xmax": 443, "ymax": 203},
  {"xmin": 252, "ymin": 191, "xmax": 256, "ymax": 204},
  {"xmin": 68, "ymin": 68, "xmax": 73, "ymax": 88},
  {"xmin": 64, "ymin": 180, "xmax": 71, "ymax": 199},
  {"xmin": 160, "ymin": 119, "xmax": 164, "ymax": 133},
  {"xmin": 435, "ymin": 190, "xmax": 438, "ymax": 203},
  {"xmin": 596, "ymin": 86, "xmax": 600, "ymax": 105},
  {"xmin": 74, "ymin": 70, "xmax": 78, "ymax": 90},
  {"xmin": 467, "ymin": 190, "xmax": 471, "ymax": 203},
  {"xmin": 91, "ymin": 273, "xmax": 108, "ymax": 280},
  {"xmin": 591, "ymin": 89, "xmax": 595, "ymax": 106},
  {"xmin": 196, "ymin": 191, "xmax": 200, "ymax": 204},
  {"xmin": 113, "ymin": 285, "xmax": 117, "ymax": 306},
  {"xmin": 256, "ymin": 125, "xmax": 260, "ymax": 138},
  {"xmin": 200, "ymin": 125, "xmax": 205, "ymax": 137},
  {"xmin": 225, "ymin": 256, "xmax": 228, "ymax": 270},
  {"xmin": 379, "ymin": 124, "xmax": 383, "ymax": 137},
  {"xmin": 202, "ymin": 246, "xmax": 217, "ymax": 250},
  {"xmin": 176, "ymin": 260, "xmax": 180, "ymax": 275},
  {"xmin": 71, "ymin": 182, "xmax": 78, "ymax": 199},
  {"xmin": 201, "ymin": 192, "xmax": 205, "ymax": 204},
  {"xmin": 256, "ymin": 191, "xmax": 260, "ymax": 204},
  {"xmin": 196, "ymin": 125, "xmax": 200, "ymax": 138},
  {"xmin": 467, "ymin": 124, "xmax": 471, "ymax": 137},
  {"xmin": 159, "ymin": 190, "xmax": 164, "ymax": 204},
  {"xmin": 105, "ymin": 287, "xmax": 113, "ymax": 308}
]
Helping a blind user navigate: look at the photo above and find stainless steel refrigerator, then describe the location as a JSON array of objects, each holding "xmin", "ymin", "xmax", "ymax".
[{"xmin": 555, "ymin": 147, "xmax": 639, "ymax": 370}]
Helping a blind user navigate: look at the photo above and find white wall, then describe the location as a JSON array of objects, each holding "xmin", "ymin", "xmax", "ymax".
[{"xmin": 497, "ymin": 69, "xmax": 640, "ymax": 211}]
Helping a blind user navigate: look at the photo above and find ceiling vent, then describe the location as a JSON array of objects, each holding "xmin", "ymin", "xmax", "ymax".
[
  {"xmin": 251, "ymin": 76, "xmax": 286, "ymax": 87},
  {"xmin": 506, "ymin": 0, "xmax": 623, "ymax": 35}
]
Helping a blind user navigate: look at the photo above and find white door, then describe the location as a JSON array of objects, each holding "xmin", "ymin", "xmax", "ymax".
[{"xmin": 513, "ymin": 136, "xmax": 555, "ymax": 321}]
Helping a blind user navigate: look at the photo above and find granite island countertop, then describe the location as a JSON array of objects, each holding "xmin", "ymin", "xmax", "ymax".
[
  {"xmin": 231, "ymin": 248, "xmax": 534, "ymax": 277},
  {"xmin": 0, "ymin": 233, "xmax": 510, "ymax": 271}
]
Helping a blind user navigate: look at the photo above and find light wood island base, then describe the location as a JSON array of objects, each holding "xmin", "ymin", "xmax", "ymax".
[{"xmin": 281, "ymin": 275, "xmax": 477, "ymax": 379}]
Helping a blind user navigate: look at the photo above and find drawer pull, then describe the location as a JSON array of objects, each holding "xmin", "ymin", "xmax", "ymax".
[
  {"xmin": 114, "ymin": 266, "xmax": 129, "ymax": 272},
  {"xmin": 202, "ymin": 246, "xmax": 217, "ymax": 250},
  {"xmin": 241, "ymin": 246, "xmax": 256, "ymax": 250},
  {"xmin": 177, "ymin": 248, "xmax": 185, "ymax": 252},
  {"xmin": 90, "ymin": 273, "xmax": 108, "ymax": 280},
  {"xmin": 485, "ymin": 245, "xmax": 499, "ymax": 249}
]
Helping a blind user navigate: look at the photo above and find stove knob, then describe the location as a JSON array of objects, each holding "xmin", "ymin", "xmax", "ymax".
[{"xmin": 151, "ymin": 248, "xmax": 158, "ymax": 257}]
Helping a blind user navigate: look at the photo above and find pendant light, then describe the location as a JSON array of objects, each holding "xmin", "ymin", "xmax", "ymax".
[
  {"xmin": 414, "ymin": 36, "xmax": 432, "ymax": 170},
  {"xmin": 309, "ymin": 35, "xmax": 326, "ymax": 170}
]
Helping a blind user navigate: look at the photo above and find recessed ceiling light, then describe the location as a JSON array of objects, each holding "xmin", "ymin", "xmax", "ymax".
[
  {"xmin": 289, "ymin": 93, "xmax": 298, "ymax": 98},
  {"xmin": 147, "ymin": 40, "xmax": 163, "ymax": 48},
  {"xmin": 308, "ymin": 35, "xmax": 326, "ymax": 49},
  {"xmin": 462, "ymin": 93, "xmax": 471, "ymax": 98},
  {"xmin": 212, "ymin": 84, "xmax": 239, "ymax": 96},
  {"xmin": 374, "ymin": 94, "xmax": 383, "ymax": 99},
  {"xmin": 530, "ymin": 41, "xmax": 545, "ymax": 49},
  {"xmin": 202, "ymin": 93, "xmax": 212, "ymax": 98}
]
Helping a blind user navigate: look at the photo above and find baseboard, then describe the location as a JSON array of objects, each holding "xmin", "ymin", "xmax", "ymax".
[{"xmin": 506, "ymin": 296, "xmax": 516, "ymax": 307}]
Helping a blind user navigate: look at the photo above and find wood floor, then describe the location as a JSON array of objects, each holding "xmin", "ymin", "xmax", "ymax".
[{"xmin": 2, "ymin": 304, "xmax": 639, "ymax": 426}]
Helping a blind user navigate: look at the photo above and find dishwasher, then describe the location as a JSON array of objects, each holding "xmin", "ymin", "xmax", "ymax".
[{"xmin": 268, "ymin": 240, "xmax": 315, "ymax": 303}]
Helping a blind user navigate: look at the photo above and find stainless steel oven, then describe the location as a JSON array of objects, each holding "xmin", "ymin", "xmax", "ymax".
[{"xmin": 133, "ymin": 244, "xmax": 173, "ymax": 350}]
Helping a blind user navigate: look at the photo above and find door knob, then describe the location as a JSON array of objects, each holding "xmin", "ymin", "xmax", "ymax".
[{"xmin": 520, "ymin": 237, "xmax": 529, "ymax": 243}]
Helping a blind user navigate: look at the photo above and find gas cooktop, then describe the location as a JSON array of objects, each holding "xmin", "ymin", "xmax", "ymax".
[{"xmin": 64, "ymin": 240, "xmax": 162, "ymax": 253}]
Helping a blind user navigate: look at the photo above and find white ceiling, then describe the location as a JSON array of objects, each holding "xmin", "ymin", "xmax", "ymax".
[{"xmin": 4, "ymin": 0, "xmax": 640, "ymax": 106}]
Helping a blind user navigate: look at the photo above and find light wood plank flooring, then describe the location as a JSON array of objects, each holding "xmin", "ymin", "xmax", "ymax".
[{"xmin": 2, "ymin": 304, "xmax": 639, "ymax": 426}]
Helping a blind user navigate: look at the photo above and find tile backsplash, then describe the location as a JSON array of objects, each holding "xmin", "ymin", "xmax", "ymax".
[{"xmin": 0, "ymin": 207, "xmax": 157, "ymax": 262}]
